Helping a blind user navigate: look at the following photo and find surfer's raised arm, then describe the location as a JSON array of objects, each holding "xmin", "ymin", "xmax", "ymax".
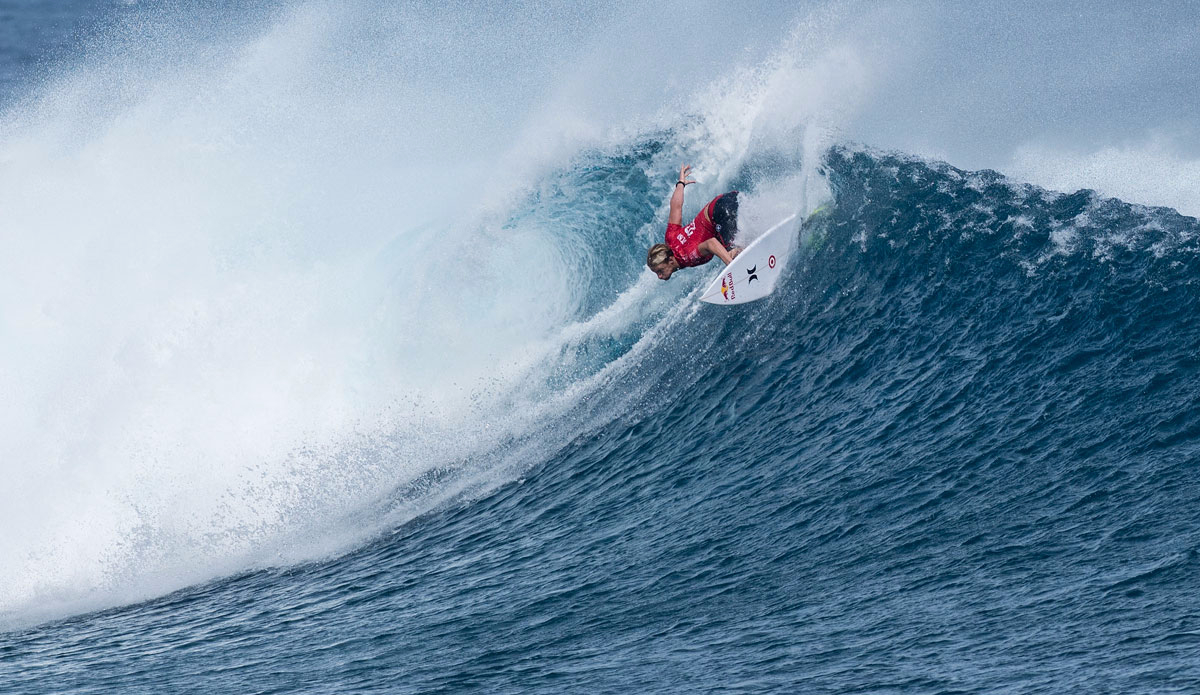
[
  {"xmin": 668, "ymin": 164, "xmax": 695, "ymax": 226},
  {"xmin": 647, "ymin": 164, "xmax": 742, "ymax": 281}
]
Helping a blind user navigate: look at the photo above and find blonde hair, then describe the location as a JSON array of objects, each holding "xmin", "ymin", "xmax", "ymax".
[{"xmin": 646, "ymin": 243, "xmax": 673, "ymax": 269}]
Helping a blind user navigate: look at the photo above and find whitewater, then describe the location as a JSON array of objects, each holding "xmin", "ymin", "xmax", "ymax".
[{"xmin": 2, "ymin": 1, "xmax": 1199, "ymax": 692}]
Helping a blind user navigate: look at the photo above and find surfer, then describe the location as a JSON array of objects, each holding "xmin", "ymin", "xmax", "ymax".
[{"xmin": 646, "ymin": 164, "xmax": 742, "ymax": 281}]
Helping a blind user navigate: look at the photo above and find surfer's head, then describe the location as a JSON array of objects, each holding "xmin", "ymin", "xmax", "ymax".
[{"xmin": 647, "ymin": 244, "xmax": 678, "ymax": 280}]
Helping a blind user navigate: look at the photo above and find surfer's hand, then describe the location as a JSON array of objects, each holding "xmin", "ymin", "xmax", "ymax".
[
  {"xmin": 677, "ymin": 164, "xmax": 695, "ymax": 186},
  {"xmin": 730, "ymin": 247, "xmax": 742, "ymax": 259}
]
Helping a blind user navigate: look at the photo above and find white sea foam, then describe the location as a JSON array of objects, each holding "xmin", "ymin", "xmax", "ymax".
[{"xmin": 0, "ymin": 2, "xmax": 613, "ymax": 627}]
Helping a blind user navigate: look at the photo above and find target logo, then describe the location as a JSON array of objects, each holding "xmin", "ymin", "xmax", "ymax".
[{"xmin": 768, "ymin": 255, "xmax": 776, "ymax": 269}]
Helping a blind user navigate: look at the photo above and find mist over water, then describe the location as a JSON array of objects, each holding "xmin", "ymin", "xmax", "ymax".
[{"xmin": 2, "ymin": 2, "xmax": 1200, "ymax": 691}]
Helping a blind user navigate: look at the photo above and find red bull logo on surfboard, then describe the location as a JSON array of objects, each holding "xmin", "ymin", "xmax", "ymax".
[{"xmin": 720, "ymin": 272, "xmax": 735, "ymax": 301}]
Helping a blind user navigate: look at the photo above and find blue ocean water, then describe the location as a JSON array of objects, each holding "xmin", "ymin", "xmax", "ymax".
[
  {"xmin": 3, "ymin": 2, "xmax": 1200, "ymax": 693},
  {"xmin": 0, "ymin": 0, "xmax": 107, "ymax": 99}
]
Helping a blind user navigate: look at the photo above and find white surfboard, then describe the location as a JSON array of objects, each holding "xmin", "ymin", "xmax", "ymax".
[{"xmin": 699, "ymin": 213, "xmax": 799, "ymax": 305}]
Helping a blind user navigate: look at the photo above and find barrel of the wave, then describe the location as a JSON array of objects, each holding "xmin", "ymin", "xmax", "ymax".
[{"xmin": 699, "ymin": 206, "xmax": 828, "ymax": 305}]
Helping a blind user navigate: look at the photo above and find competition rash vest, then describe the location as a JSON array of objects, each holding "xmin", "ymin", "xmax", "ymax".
[{"xmin": 665, "ymin": 195, "xmax": 723, "ymax": 268}]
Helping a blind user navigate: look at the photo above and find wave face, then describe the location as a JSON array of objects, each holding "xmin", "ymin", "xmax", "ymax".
[
  {"xmin": 6, "ymin": 143, "xmax": 1200, "ymax": 692},
  {"xmin": 3, "ymin": 2, "xmax": 1200, "ymax": 693}
]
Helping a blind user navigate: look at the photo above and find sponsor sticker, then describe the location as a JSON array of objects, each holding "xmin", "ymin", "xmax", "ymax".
[
  {"xmin": 768, "ymin": 255, "xmax": 776, "ymax": 269},
  {"xmin": 720, "ymin": 272, "xmax": 736, "ymax": 301}
]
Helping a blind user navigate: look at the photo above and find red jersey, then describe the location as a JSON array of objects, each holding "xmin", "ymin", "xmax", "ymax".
[{"xmin": 665, "ymin": 195, "xmax": 722, "ymax": 268}]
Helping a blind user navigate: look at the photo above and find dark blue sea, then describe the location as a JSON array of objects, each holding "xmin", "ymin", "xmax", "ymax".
[{"xmin": 3, "ymin": 2, "xmax": 1200, "ymax": 693}]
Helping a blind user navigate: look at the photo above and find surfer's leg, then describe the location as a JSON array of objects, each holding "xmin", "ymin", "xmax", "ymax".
[{"xmin": 711, "ymin": 191, "xmax": 739, "ymax": 249}]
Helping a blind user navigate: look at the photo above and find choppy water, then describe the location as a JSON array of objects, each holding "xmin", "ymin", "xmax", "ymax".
[{"xmin": 3, "ymin": 2, "xmax": 1200, "ymax": 693}]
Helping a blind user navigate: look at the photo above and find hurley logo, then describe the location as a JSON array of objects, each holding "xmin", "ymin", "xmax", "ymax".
[{"xmin": 746, "ymin": 265, "xmax": 758, "ymax": 283}]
